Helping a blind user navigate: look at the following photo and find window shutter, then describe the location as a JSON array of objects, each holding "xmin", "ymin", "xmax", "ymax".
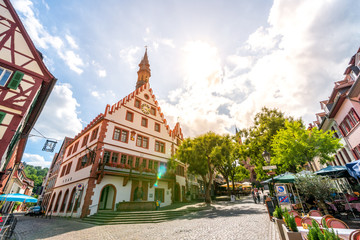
[
  {"xmin": 0, "ymin": 111, "xmax": 5, "ymax": 124},
  {"xmin": 7, "ymin": 71, "xmax": 24, "ymax": 90}
]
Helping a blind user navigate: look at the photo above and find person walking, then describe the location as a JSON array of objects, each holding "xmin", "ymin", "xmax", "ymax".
[
  {"xmin": 256, "ymin": 191, "xmax": 260, "ymax": 204},
  {"xmin": 251, "ymin": 189, "xmax": 257, "ymax": 204}
]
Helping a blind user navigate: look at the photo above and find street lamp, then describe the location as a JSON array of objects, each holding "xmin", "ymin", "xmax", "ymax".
[{"xmin": 262, "ymin": 150, "xmax": 271, "ymax": 163}]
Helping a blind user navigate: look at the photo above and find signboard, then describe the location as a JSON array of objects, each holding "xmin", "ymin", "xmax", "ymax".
[
  {"xmin": 262, "ymin": 165, "xmax": 277, "ymax": 170},
  {"xmin": 265, "ymin": 197, "xmax": 275, "ymax": 220},
  {"xmin": 276, "ymin": 185, "xmax": 287, "ymax": 195},
  {"xmin": 278, "ymin": 196, "xmax": 290, "ymax": 204},
  {"xmin": 77, "ymin": 183, "xmax": 84, "ymax": 191},
  {"xmin": 267, "ymin": 171, "xmax": 276, "ymax": 176}
]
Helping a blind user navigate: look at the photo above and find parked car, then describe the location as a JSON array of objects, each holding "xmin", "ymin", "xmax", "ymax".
[
  {"xmin": 25, "ymin": 206, "xmax": 44, "ymax": 216},
  {"xmin": 24, "ymin": 206, "xmax": 34, "ymax": 216}
]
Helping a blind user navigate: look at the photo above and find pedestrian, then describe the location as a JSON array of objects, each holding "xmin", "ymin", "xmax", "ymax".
[
  {"xmin": 155, "ymin": 200, "xmax": 160, "ymax": 210},
  {"xmin": 251, "ymin": 189, "xmax": 257, "ymax": 204},
  {"xmin": 256, "ymin": 191, "xmax": 260, "ymax": 204}
]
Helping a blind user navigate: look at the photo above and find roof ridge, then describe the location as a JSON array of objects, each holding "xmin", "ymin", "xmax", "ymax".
[{"xmin": 71, "ymin": 113, "xmax": 104, "ymax": 143}]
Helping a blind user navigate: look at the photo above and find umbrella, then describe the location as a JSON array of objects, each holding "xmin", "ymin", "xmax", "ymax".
[
  {"xmin": 314, "ymin": 165, "xmax": 347, "ymax": 177},
  {"xmin": 345, "ymin": 160, "xmax": 360, "ymax": 183},
  {"xmin": 219, "ymin": 182, "xmax": 242, "ymax": 188},
  {"xmin": 0, "ymin": 193, "xmax": 38, "ymax": 203}
]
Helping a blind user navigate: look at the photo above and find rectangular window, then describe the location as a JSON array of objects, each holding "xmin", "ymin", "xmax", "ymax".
[
  {"xmin": 148, "ymin": 160, "xmax": 153, "ymax": 169},
  {"xmin": 339, "ymin": 123, "xmax": 349, "ymax": 135},
  {"xmin": 90, "ymin": 127, "xmax": 99, "ymax": 141},
  {"xmin": 135, "ymin": 157, "xmax": 140, "ymax": 168},
  {"xmin": 121, "ymin": 154, "xmax": 127, "ymax": 164},
  {"xmin": 126, "ymin": 111, "xmax": 134, "ymax": 122},
  {"xmin": 128, "ymin": 156, "xmax": 133, "ymax": 167},
  {"xmin": 342, "ymin": 148, "xmax": 352, "ymax": 163},
  {"xmin": 81, "ymin": 134, "xmax": 89, "ymax": 147},
  {"xmin": 60, "ymin": 166, "xmax": 66, "ymax": 177},
  {"xmin": 331, "ymin": 126, "xmax": 340, "ymax": 138},
  {"xmin": 65, "ymin": 162, "xmax": 72, "ymax": 175},
  {"xmin": 67, "ymin": 146, "xmax": 73, "ymax": 157},
  {"xmin": 121, "ymin": 130, "xmax": 128, "ymax": 142},
  {"xmin": 0, "ymin": 111, "xmax": 6, "ymax": 124},
  {"xmin": 154, "ymin": 161, "xmax": 158, "ymax": 171},
  {"xmin": 7, "ymin": 71, "xmax": 24, "ymax": 90},
  {"xmin": 135, "ymin": 99, "xmax": 141, "ymax": 108},
  {"xmin": 155, "ymin": 141, "xmax": 165, "ymax": 153},
  {"xmin": 0, "ymin": 67, "xmax": 13, "ymax": 87},
  {"xmin": 150, "ymin": 107, "xmax": 156, "ymax": 116},
  {"xmin": 112, "ymin": 152, "xmax": 119, "ymax": 163},
  {"xmin": 72, "ymin": 142, "xmax": 79, "ymax": 153},
  {"xmin": 113, "ymin": 128, "xmax": 121, "ymax": 140},
  {"xmin": 345, "ymin": 117, "xmax": 355, "ymax": 128},
  {"xmin": 103, "ymin": 151, "xmax": 111, "ymax": 163},
  {"xmin": 155, "ymin": 123, "xmax": 160, "ymax": 132},
  {"xmin": 136, "ymin": 135, "xmax": 149, "ymax": 148},
  {"xmin": 142, "ymin": 159, "xmax": 147, "ymax": 168},
  {"xmin": 349, "ymin": 109, "xmax": 360, "ymax": 124},
  {"xmin": 141, "ymin": 117, "xmax": 148, "ymax": 127}
]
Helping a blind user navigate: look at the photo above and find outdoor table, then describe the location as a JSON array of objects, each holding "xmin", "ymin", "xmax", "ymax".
[
  {"xmin": 298, "ymin": 226, "xmax": 356, "ymax": 240},
  {"xmin": 326, "ymin": 202, "xmax": 338, "ymax": 211}
]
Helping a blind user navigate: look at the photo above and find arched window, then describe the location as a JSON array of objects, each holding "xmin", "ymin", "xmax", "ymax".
[
  {"xmin": 53, "ymin": 191, "xmax": 62, "ymax": 212},
  {"xmin": 48, "ymin": 192, "xmax": 56, "ymax": 213},
  {"xmin": 60, "ymin": 189, "xmax": 69, "ymax": 212},
  {"xmin": 67, "ymin": 187, "xmax": 76, "ymax": 212}
]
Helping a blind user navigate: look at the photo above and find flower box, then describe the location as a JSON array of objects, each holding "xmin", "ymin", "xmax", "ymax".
[
  {"xmin": 274, "ymin": 218, "xmax": 286, "ymax": 240},
  {"xmin": 282, "ymin": 224, "xmax": 302, "ymax": 240}
]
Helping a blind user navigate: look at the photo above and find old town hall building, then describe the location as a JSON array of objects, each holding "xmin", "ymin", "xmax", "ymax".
[{"xmin": 45, "ymin": 50, "xmax": 187, "ymax": 218}]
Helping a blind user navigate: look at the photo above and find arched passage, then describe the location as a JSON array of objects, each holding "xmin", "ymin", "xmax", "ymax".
[{"xmin": 98, "ymin": 184, "xmax": 116, "ymax": 210}]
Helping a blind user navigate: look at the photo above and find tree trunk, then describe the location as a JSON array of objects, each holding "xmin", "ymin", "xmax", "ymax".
[
  {"xmin": 205, "ymin": 183, "xmax": 212, "ymax": 204},
  {"xmin": 226, "ymin": 177, "xmax": 230, "ymax": 196}
]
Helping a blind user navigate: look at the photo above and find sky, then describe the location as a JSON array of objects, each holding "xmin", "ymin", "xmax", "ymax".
[{"xmin": 12, "ymin": 0, "xmax": 360, "ymax": 168}]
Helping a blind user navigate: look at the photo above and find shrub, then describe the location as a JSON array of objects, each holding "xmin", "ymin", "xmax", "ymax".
[
  {"xmin": 307, "ymin": 219, "xmax": 340, "ymax": 240},
  {"xmin": 273, "ymin": 206, "xmax": 283, "ymax": 219}
]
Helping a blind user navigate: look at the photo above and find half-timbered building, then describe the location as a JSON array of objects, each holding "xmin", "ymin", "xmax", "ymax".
[
  {"xmin": 0, "ymin": 0, "xmax": 56, "ymax": 192},
  {"xmin": 47, "ymin": 50, "xmax": 186, "ymax": 218}
]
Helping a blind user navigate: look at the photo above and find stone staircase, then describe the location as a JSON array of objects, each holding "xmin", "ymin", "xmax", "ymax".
[{"xmin": 82, "ymin": 207, "xmax": 208, "ymax": 225}]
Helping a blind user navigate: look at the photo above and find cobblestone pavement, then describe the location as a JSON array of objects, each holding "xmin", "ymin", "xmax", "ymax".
[{"xmin": 14, "ymin": 195, "xmax": 278, "ymax": 240}]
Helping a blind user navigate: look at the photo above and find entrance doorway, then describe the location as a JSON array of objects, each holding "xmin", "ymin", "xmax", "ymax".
[
  {"xmin": 174, "ymin": 183, "xmax": 180, "ymax": 202},
  {"xmin": 99, "ymin": 185, "xmax": 116, "ymax": 210}
]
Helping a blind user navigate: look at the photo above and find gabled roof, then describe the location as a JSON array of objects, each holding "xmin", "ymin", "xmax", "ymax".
[
  {"xmin": 104, "ymin": 83, "xmax": 183, "ymax": 139},
  {"xmin": 70, "ymin": 113, "xmax": 103, "ymax": 144}
]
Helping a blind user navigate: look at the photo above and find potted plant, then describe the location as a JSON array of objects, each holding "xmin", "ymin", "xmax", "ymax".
[
  {"xmin": 282, "ymin": 210, "xmax": 302, "ymax": 240},
  {"xmin": 306, "ymin": 219, "xmax": 342, "ymax": 240},
  {"xmin": 273, "ymin": 206, "xmax": 286, "ymax": 240}
]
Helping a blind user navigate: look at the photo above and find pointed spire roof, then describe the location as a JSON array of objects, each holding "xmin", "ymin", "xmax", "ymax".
[{"xmin": 136, "ymin": 47, "xmax": 151, "ymax": 89}]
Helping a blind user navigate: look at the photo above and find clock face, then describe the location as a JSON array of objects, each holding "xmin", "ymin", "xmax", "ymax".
[{"xmin": 141, "ymin": 103, "xmax": 150, "ymax": 115}]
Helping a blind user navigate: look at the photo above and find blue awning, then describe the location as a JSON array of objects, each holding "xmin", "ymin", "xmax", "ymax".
[{"xmin": 346, "ymin": 160, "xmax": 360, "ymax": 179}]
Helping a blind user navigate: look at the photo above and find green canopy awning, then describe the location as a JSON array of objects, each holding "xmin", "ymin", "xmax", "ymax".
[{"xmin": 314, "ymin": 165, "xmax": 347, "ymax": 177}]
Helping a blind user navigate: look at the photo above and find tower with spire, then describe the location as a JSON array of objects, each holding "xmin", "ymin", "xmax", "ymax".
[{"xmin": 136, "ymin": 47, "xmax": 151, "ymax": 89}]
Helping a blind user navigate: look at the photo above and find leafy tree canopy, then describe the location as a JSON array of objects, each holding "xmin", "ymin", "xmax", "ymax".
[
  {"xmin": 271, "ymin": 121, "xmax": 341, "ymax": 173},
  {"xmin": 238, "ymin": 107, "xmax": 297, "ymax": 180},
  {"xmin": 23, "ymin": 162, "xmax": 49, "ymax": 194}
]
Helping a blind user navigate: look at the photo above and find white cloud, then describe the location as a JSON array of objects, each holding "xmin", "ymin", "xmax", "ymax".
[
  {"xmin": 31, "ymin": 83, "xmax": 83, "ymax": 141},
  {"xmin": 97, "ymin": 70, "xmax": 107, "ymax": 78},
  {"xmin": 58, "ymin": 50, "xmax": 84, "ymax": 74},
  {"xmin": 119, "ymin": 46, "xmax": 140, "ymax": 69},
  {"xmin": 160, "ymin": 0, "xmax": 360, "ymax": 137},
  {"xmin": 90, "ymin": 89, "xmax": 116, "ymax": 102},
  {"xmin": 23, "ymin": 153, "xmax": 50, "ymax": 168},
  {"xmin": 13, "ymin": 0, "xmax": 84, "ymax": 74},
  {"xmin": 65, "ymin": 34, "xmax": 79, "ymax": 49}
]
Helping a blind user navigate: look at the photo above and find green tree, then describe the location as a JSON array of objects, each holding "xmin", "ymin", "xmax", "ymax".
[
  {"xmin": 295, "ymin": 173, "xmax": 335, "ymax": 215},
  {"xmin": 238, "ymin": 107, "xmax": 296, "ymax": 180},
  {"xmin": 271, "ymin": 121, "xmax": 341, "ymax": 172},
  {"xmin": 175, "ymin": 132, "xmax": 223, "ymax": 204},
  {"xmin": 23, "ymin": 163, "xmax": 49, "ymax": 194}
]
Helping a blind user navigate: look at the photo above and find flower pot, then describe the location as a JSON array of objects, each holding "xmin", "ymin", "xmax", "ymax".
[
  {"xmin": 274, "ymin": 218, "xmax": 286, "ymax": 240},
  {"xmin": 282, "ymin": 224, "xmax": 302, "ymax": 240}
]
